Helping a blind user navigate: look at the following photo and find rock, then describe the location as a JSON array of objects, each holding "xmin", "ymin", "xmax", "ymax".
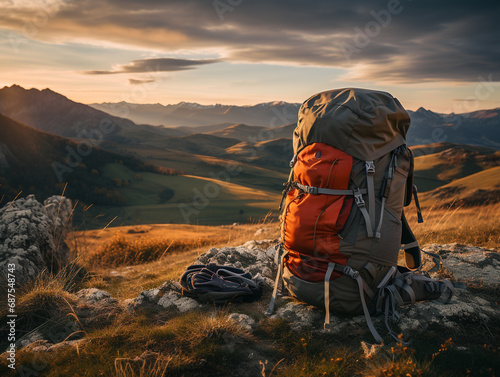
[
  {"xmin": 76, "ymin": 288, "xmax": 117, "ymax": 304},
  {"xmin": 229, "ymin": 313, "xmax": 256, "ymax": 332},
  {"xmin": 421, "ymin": 244, "xmax": 500, "ymax": 287},
  {"xmin": 46, "ymin": 339, "xmax": 85, "ymax": 352},
  {"xmin": 196, "ymin": 243, "xmax": 277, "ymax": 288},
  {"xmin": 398, "ymin": 288, "xmax": 498, "ymax": 333},
  {"xmin": 253, "ymin": 228, "xmax": 268, "ymax": 237},
  {"xmin": 2, "ymin": 339, "xmax": 85, "ymax": 355},
  {"xmin": 22, "ymin": 340, "xmax": 52, "ymax": 353},
  {"xmin": 0, "ymin": 194, "xmax": 73, "ymax": 285},
  {"xmin": 75, "ymin": 288, "xmax": 121, "ymax": 329},
  {"xmin": 44, "ymin": 195, "xmax": 73, "ymax": 240},
  {"xmin": 19, "ymin": 330, "xmax": 45, "ymax": 348},
  {"xmin": 271, "ymin": 301, "xmax": 323, "ymax": 331},
  {"xmin": 130, "ymin": 280, "xmax": 199, "ymax": 313},
  {"xmin": 157, "ymin": 291, "xmax": 199, "ymax": 313}
]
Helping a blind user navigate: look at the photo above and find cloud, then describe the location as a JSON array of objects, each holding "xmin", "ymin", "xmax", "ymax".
[
  {"xmin": 128, "ymin": 78, "xmax": 156, "ymax": 85},
  {"xmin": 84, "ymin": 58, "xmax": 220, "ymax": 75},
  {"xmin": 1, "ymin": 0, "xmax": 498, "ymax": 82}
]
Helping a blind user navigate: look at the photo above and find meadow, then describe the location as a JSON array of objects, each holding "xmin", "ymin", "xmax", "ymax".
[{"xmin": 1, "ymin": 202, "xmax": 498, "ymax": 376}]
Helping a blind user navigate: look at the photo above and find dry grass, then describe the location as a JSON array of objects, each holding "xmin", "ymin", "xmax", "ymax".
[
  {"xmin": 360, "ymin": 338, "xmax": 454, "ymax": 377},
  {"xmin": 72, "ymin": 220, "xmax": 279, "ymax": 299},
  {"xmin": 2, "ymin": 204, "xmax": 497, "ymax": 377},
  {"xmin": 406, "ymin": 203, "xmax": 500, "ymax": 249},
  {"xmin": 87, "ymin": 232, "xmax": 233, "ymax": 268},
  {"xmin": 114, "ymin": 353, "xmax": 194, "ymax": 377},
  {"xmin": 69, "ymin": 221, "xmax": 279, "ymax": 259},
  {"xmin": 0, "ymin": 268, "xmax": 84, "ymax": 351}
]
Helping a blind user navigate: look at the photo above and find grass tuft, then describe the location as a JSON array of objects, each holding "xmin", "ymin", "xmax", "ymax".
[{"xmin": 407, "ymin": 203, "xmax": 500, "ymax": 249}]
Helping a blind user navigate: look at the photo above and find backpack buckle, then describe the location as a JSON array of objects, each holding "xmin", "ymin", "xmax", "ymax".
[
  {"xmin": 353, "ymin": 188, "xmax": 365, "ymax": 207},
  {"xmin": 343, "ymin": 266, "xmax": 360, "ymax": 279},
  {"xmin": 289, "ymin": 153, "xmax": 298, "ymax": 168},
  {"xmin": 307, "ymin": 186, "xmax": 318, "ymax": 195},
  {"xmin": 365, "ymin": 161, "xmax": 375, "ymax": 175}
]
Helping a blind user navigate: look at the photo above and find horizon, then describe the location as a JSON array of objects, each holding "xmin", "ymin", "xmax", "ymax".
[
  {"xmin": 0, "ymin": 1, "xmax": 499, "ymax": 113},
  {"xmin": 3, "ymin": 84, "xmax": 499, "ymax": 115}
]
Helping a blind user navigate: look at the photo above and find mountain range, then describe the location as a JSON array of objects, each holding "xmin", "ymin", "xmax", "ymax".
[
  {"xmin": 0, "ymin": 84, "xmax": 498, "ymax": 227},
  {"xmin": 90, "ymin": 100, "xmax": 300, "ymax": 128},
  {"xmin": 90, "ymin": 97, "xmax": 500, "ymax": 150}
]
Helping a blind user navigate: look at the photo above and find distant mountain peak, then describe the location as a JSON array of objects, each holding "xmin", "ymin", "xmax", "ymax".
[
  {"xmin": 3, "ymin": 84, "xmax": 28, "ymax": 92},
  {"xmin": 415, "ymin": 106, "xmax": 432, "ymax": 113}
]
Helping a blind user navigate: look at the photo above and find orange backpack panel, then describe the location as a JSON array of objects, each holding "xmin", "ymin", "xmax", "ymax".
[{"xmin": 281, "ymin": 143, "xmax": 353, "ymax": 282}]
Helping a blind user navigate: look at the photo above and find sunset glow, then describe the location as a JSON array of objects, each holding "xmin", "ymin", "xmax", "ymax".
[{"xmin": 1, "ymin": 0, "xmax": 499, "ymax": 110}]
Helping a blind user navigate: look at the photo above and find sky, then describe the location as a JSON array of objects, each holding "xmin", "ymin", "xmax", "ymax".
[{"xmin": 0, "ymin": 0, "xmax": 499, "ymax": 112}]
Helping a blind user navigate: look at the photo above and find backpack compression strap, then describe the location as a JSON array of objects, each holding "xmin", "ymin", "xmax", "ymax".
[
  {"xmin": 401, "ymin": 211, "xmax": 441, "ymax": 271},
  {"xmin": 265, "ymin": 249, "xmax": 287, "ymax": 315}
]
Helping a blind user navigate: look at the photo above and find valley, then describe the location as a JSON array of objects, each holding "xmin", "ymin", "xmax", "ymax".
[{"xmin": 0, "ymin": 85, "xmax": 498, "ymax": 229}]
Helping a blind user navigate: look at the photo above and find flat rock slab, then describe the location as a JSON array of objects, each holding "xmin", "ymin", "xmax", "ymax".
[{"xmin": 422, "ymin": 243, "xmax": 499, "ymax": 287}]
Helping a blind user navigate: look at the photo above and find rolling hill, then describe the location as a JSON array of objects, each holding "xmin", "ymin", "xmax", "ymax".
[
  {"xmin": 0, "ymin": 113, "xmax": 283, "ymax": 228},
  {"xmin": 0, "ymin": 112, "xmax": 168, "ymax": 207},
  {"xmin": 208, "ymin": 122, "xmax": 296, "ymax": 142},
  {"xmin": 410, "ymin": 143, "xmax": 499, "ymax": 192},
  {"xmin": 0, "ymin": 85, "xmax": 181, "ymax": 142},
  {"xmin": 420, "ymin": 166, "xmax": 500, "ymax": 207}
]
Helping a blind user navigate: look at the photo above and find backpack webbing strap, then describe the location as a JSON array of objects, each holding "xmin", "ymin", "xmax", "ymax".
[
  {"xmin": 278, "ymin": 168, "xmax": 295, "ymax": 212},
  {"xmin": 378, "ymin": 267, "xmax": 398, "ymax": 288},
  {"xmin": 374, "ymin": 197, "xmax": 386, "ymax": 239},
  {"xmin": 401, "ymin": 211, "xmax": 422, "ymax": 270},
  {"xmin": 294, "ymin": 183, "xmax": 367, "ymax": 196},
  {"xmin": 355, "ymin": 273, "xmax": 383, "ymax": 344},
  {"xmin": 323, "ymin": 262, "xmax": 336, "ymax": 330},
  {"xmin": 383, "ymin": 285, "xmax": 405, "ymax": 343},
  {"xmin": 412, "ymin": 185, "xmax": 424, "ymax": 223},
  {"xmin": 336, "ymin": 265, "xmax": 383, "ymax": 343},
  {"xmin": 374, "ymin": 150, "xmax": 398, "ymax": 239},
  {"xmin": 365, "ymin": 161, "xmax": 376, "ymax": 234},
  {"xmin": 393, "ymin": 276, "xmax": 416, "ymax": 304},
  {"xmin": 420, "ymin": 250, "xmax": 441, "ymax": 272},
  {"xmin": 354, "ymin": 187, "xmax": 374, "ymax": 238},
  {"xmin": 375, "ymin": 267, "xmax": 398, "ymax": 314},
  {"xmin": 265, "ymin": 251, "xmax": 287, "ymax": 315}
]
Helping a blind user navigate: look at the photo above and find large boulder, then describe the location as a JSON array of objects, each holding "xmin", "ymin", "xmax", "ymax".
[{"xmin": 0, "ymin": 195, "xmax": 72, "ymax": 285}]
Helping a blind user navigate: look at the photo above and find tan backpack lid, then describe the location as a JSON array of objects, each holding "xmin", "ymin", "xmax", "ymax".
[{"xmin": 293, "ymin": 88, "xmax": 411, "ymax": 161}]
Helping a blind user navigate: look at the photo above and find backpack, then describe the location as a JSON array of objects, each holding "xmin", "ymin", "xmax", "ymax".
[
  {"xmin": 181, "ymin": 263, "xmax": 262, "ymax": 305},
  {"xmin": 266, "ymin": 88, "xmax": 453, "ymax": 343}
]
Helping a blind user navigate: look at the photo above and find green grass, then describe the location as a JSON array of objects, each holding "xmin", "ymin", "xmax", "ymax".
[{"xmin": 81, "ymin": 162, "xmax": 282, "ymax": 228}]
